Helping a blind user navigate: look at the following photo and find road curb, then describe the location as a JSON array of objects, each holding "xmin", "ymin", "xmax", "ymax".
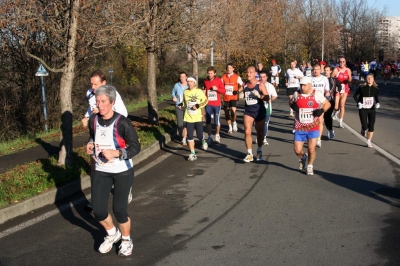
[{"xmin": 0, "ymin": 127, "xmax": 177, "ymax": 225}]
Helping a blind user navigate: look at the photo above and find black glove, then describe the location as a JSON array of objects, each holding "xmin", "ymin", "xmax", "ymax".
[
  {"xmin": 290, "ymin": 102, "xmax": 299, "ymax": 113},
  {"xmin": 263, "ymin": 95, "xmax": 270, "ymax": 101},
  {"xmin": 178, "ymin": 102, "xmax": 183, "ymax": 107},
  {"xmin": 233, "ymin": 90, "xmax": 238, "ymax": 95},
  {"xmin": 191, "ymin": 104, "xmax": 200, "ymax": 110},
  {"xmin": 313, "ymin": 109, "xmax": 324, "ymax": 117}
]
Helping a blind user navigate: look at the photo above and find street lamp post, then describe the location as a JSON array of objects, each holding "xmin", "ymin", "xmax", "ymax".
[
  {"xmin": 35, "ymin": 64, "xmax": 49, "ymax": 133},
  {"xmin": 109, "ymin": 68, "xmax": 114, "ymax": 86}
]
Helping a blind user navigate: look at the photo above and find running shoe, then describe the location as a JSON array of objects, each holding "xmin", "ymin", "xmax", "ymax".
[
  {"xmin": 228, "ymin": 125, "xmax": 233, "ymax": 134},
  {"xmin": 99, "ymin": 230, "xmax": 122, "ymax": 254},
  {"xmin": 243, "ymin": 153, "xmax": 254, "ymax": 163},
  {"xmin": 306, "ymin": 165, "xmax": 314, "ymax": 176},
  {"xmin": 118, "ymin": 239, "xmax": 134, "ymax": 256},
  {"xmin": 263, "ymin": 138, "xmax": 269, "ymax": 145},
  {"xmin": 256, "ymin": 151, "xmax": 263, "ymax": 161},
  {"xmin": 328, "ymin": 130, "xmax": 335, "ymax": 139},
  {"xmin": 202, "ymin": 140, "xmax": 208, "ymax": 150},
  {"xmin": 289, "ymin": 111, "xmax": 294, "ymax": 117},
  {"xmin": 331, "ymin": 110, "xmax": 339, "ymax": 120},
  {"xmin": 215, "ymin": 134, "xmax": 221, "ymax": 143},
  {"xmin": 232, "ymin": 122, "xmax": 238, "ymax": 132},
  {"xmin": 366, "ymin": 140, "xmax": 373, "ymax": 148},
  {"xmin": 292, "ymin": 129, "xmax": 296, "ymax": 134},
  {"xmin": 128, "ymin": 187, "xmax": 132, "ymax": 204},
  {"xmin": 339, "ymin": 121, "xmax": 344, "ymax": 128},
  {"xmin": 188, "ymin": 153, "xmax": 197, "ymax": 161},
  {"xmin": 207, "ymin": 136, "xmax": 213, "ymax": 145},
  {"xmin": 84, "ymin": 203, "xmax": 93, "ymax": 213},
  {"xmin": 299, "ymin": 153, "xmax": 308, "ymax": 170},
  {"xmin": 316, "ymin": 139, "xmax": 321, "ymax": 148}
]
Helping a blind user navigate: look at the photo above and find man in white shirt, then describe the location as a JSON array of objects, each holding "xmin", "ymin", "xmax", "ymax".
[
  {"xmin": 259, "ymin": 71, "xmax": 278, "ymax": 145},
  {"xmin": 285, "ymin": 61, "xmax": 304, "ymax": 117},
  {"xmin": 311, "ymin": 64, "xmax": 330, "ymax": 148},
  {"xmin": 269, "ymin": 59, "xmax": 281, "ymax": 92}
]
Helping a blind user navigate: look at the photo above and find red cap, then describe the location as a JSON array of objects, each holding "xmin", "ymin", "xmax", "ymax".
[{"xmin": 271, "ymin": 59, "xmax": 276, "ymax": 63}]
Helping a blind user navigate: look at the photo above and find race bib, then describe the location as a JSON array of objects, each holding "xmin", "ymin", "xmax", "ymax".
[
  {"xmin": 363, "ymin": 97, "xmax": 374, "ymax": 109},
  {"xmin": 207, "ymin": 90, "xmax": 217, "ymax": 101},
  {"xmin": 306, "ymin": 70, "xmax": 312, "ymax": 77},
  {"xmin": 289, "ymin": 77, "xmax": 298, "ymax": 87},
  {"xmin": 95, "ymin": 143, "xmax": 115, "ymax": 166},
  {"xmin": 225, "ymin": 85, "xmax": 234, "ymax": 96},
  {"xmin": 299, "ymin": 108, "xmax": 314, "ymax": 123},
  {"xmin": 340, "ymin": 84, "xmax": 345, "ymax": 93},
  {"xmin": 187, "ymin": 101, "xmax": 197, "ymax": 115},
  {"xmin": 245, "ymin": 91, "xmax": 258, "ymax": 105}
]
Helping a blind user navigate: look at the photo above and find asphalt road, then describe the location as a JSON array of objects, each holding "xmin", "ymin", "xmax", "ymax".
[{"xmin": 1, "ymin": 77, "xmax": 400, "ymax": 266}]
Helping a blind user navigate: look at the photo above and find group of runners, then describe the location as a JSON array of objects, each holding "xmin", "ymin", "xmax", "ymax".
[
  {"xmin": 173, "ymin": 56, "xmax": 380, "ymax": 177},
  {"xmin": 75, "ymin": 55, "xmax": 380, "ymax": 256}
]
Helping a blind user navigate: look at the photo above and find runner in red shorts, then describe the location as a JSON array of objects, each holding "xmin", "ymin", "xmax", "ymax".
[{"xmin": 331, "ymin": 56, "xmax": 352, "ymax": 128}]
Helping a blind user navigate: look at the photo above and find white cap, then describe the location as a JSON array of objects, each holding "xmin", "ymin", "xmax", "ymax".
[
  {"xmin": 187, "ymin": 77, "xmax": 197, "ymax": 83},
  {"xmin": 299, "ymin": 76, "xmax": 312, "ymax": 84}
]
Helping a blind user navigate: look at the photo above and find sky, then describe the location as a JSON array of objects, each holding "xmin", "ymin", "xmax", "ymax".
[{"xmin": 367, "ymin": 0, "xmax": 400, "ymax": 17}]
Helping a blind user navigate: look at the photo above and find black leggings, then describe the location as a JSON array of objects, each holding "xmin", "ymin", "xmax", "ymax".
[
  {"xmin": 92, "ymin": 168, "xmax": 134, "ymax": 223},
  {"xmin": 324, "ymin": 100, "xmax": 335, "ymax": 131},
  {"xmin": 186, "ymin": 122, "xmax": 204, "ymax": 141},
  {"xmin": 359, "ymin": 109, "xmax": 376, "ymax": 132}
]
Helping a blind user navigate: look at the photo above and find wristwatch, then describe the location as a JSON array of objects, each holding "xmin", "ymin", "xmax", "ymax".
[{"xmin": 118, "ymin": 150, "xmax": 124, "ymax": 160}]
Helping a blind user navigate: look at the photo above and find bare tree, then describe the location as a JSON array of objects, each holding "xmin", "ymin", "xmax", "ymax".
[{"xmin": 0, "ymin": 0, "xmax": 128, "ymax": 165}]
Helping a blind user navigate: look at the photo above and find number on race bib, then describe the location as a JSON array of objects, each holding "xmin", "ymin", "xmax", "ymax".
[
  {"xmin": 363, "ymin": 97, "xmax": 374, "ymax": 109},
  {"xmin": 225, "ymin": 85, "xmax": 234, "ymax": 96},
  {"xmin": 299, "ymin": 108, "xmax": 314, "ymax": 123},
  {"xmin": 207, "ymin": 90, "xmax": 217, "ymax": 101}
]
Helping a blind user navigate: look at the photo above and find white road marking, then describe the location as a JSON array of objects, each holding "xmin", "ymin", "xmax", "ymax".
[
  {"xmin": 344, "ymin": 122, "xmax": 400, "ymax": 166},
  {"xmin": 0, "ymin": 153, "xmax": 172, "ymax": 239}
]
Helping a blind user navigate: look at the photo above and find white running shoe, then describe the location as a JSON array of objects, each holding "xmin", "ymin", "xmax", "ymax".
[
  {"xmin": 339, "ymin": 121, "xmax": 344, "ymax": 128},
  {"xmin": 232, "ymin": 122, "xmax": 238, "ymax": 132},
  {"xmin": 207, "ymin": 136, "xmax": 213, "ymax": 145},
  {"xmin": 316, "ymin": 139, "xmax": 321, "ymax": 148},
  {"xmin": 215, "ymin": 134, "xmax": 221, "ymax": 143},
  {"xmin": 188, "ymin": 153, "xmax": 197, "ymax": 161},
  {"xmin": 228, "ymin": 125, "xmax": 233, "ymax": 134},
  {"xmin": 292, "ymin": 129, "xmax": 296, "ymax": 134},
  {"xmin": 366, "ymin": 140, "xmax": 373, "ymax": 148},
  {"xmin": 118, "ymin": 239, "xmax": 134, "ymax": 256},
  {"xmin": 99, "ymin": 230, "xmax": 122, "ymax": 254},
  {"xmin": 306, "ymin": 165, "xmax": 314, "ymax": 175},
  {"xmin": 128, "ymin": 187, "xmax": 132, "ymax": 204},
  {"xmin": 243, "ymin": 153, "xmax": 254, "ymax": 162},
  {"xmin": 331, "ymin": 110, "xmax": 339, "ymax": 120},
  {"xmin": 263, "ymin": 138, "xmax": 269, "ymax": 145},
  {"xmin": 299, "ymin": 154, "xmax": 308, "ymax": 170},
  {"xmin": 202, "ymin": 140, "xmax": 208, "ymax": 150},
  {"xmin": 256, "ymin": 151, "xmax": 263, "ymax": 161},
  {"xmin": 289, "ymin": 111, "xmax": 294, "ymax": 117}
]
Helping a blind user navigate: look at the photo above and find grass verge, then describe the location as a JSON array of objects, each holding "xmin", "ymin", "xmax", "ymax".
[{"xmin": 0, "ymin": 105, "xmax": 176, "ymax": 208}]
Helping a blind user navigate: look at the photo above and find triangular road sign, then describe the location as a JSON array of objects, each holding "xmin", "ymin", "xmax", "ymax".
[{"xmin": 35, "ymin": 64, "xmax": 49, "ymax": 76}]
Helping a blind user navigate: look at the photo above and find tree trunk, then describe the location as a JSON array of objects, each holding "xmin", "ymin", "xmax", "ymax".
[
  {"xmin": 191, "ymin": 44, "xmax": 198, "ymax": 82},
  {"xmin": 57, "ymin": 0, "xmax": 79, "ymax": 166},
  {"xmin": 147, "ymin": 49, "xmax": 159, "ymax": 125}
]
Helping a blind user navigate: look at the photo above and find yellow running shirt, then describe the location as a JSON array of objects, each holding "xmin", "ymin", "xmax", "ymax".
[{"xmin": 183, "ymin": 88, "xmax": 207, "ymax": 123}]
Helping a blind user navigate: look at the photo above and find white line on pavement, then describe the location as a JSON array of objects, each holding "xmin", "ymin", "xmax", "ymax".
[
  {"xmin": 0, "ymin": 153, "xmax": 172, "ymax": 239},
  {"xmin": 344, "ymin": 122, "xmax": 400, "ymax": 166}
]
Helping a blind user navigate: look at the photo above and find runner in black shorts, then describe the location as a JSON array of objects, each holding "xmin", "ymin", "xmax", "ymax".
[{"xmin": 242, "ymin": 66, "xmax": 270, "ymax": 162}]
